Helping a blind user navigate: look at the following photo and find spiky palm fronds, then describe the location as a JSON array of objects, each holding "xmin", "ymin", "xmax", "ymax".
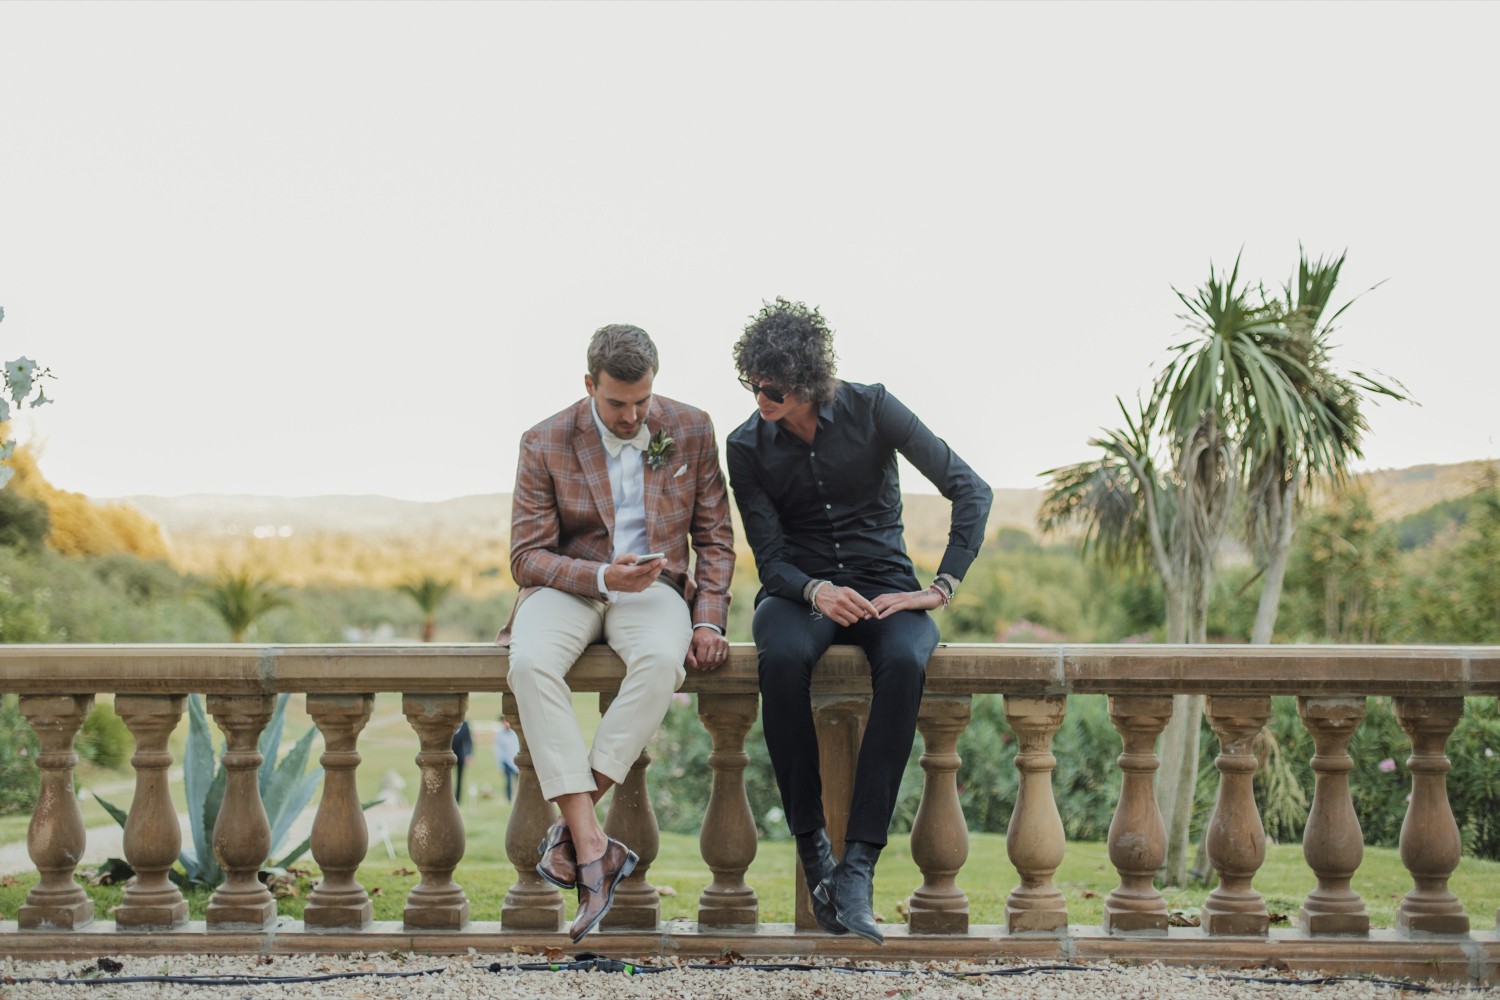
[{"xmin": 200, "ymin": 571, "xmax": 289, "ymax": 643}]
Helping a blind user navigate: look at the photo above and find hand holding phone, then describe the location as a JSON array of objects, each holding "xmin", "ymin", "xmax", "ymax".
[{"xmin": 635, "ymin": 552, "xmax": 666, "ymax": 564}]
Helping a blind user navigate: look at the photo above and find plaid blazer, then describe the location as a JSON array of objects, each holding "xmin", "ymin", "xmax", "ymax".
[{"xmin": 497, "ymin": 394, "xmax": 735, "ymax": 643}]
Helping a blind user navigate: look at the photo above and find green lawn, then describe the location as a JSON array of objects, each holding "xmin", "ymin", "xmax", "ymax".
[{"xmin": 6, "ymin": 822, "xmax": 1500, "ymax": 930}]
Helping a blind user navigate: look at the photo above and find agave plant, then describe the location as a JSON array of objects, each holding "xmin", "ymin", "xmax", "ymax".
[{"xmin": 96, "ymin": 692, "xmax": 323, "ymax": 888}]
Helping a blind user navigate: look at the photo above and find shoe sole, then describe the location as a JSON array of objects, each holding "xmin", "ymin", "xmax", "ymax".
[
  {"xmin": 568, "ymin": 849, "xmax": 639, "ymax": 944},
  {"xmin": 534, "ymin": 861, "xmax": 576, "ymax": 891}
]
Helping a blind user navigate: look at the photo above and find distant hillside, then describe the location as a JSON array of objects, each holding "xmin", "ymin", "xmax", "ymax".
[
  {"xmin": 1353, "ymin": 460, "xmax": 1496, "ymax": 520},
  {"xmin": 104, "ymin": 460, "xmax": 1492, "ymax": 586}
]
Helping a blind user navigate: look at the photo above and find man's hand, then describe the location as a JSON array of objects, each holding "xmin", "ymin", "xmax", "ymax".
[
  {"xmin": 870, "ymin": 589, "xmax": 945, "ymax": 619},
  {"xmin": 813, "ymin": 585, "xmax": 880, "ymax": 627},
  {"xmin": 603, "ymin": 552, "xmax": 664, "ymax": 593},
  {"xmin": 686, "ymin": 626, "xmax": 729, "ymax": 671}
]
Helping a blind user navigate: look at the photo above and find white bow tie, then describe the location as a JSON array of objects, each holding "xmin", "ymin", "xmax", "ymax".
[{"xmin": 600, "ymin": 424, "xmax": 651, "ymax": 458}]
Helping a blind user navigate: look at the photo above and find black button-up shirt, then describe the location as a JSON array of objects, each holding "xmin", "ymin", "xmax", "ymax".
[{"xmin": 726, "ymin": 381, "xmax": 992, "ymax": 603}]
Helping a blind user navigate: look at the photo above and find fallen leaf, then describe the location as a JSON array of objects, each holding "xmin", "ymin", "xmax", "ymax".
[
  {"xmin": 657, "ymin": 885, "xmax": 676, "ymax": 898},
  {"xmin": 96, "ymin": 958, "xmax": 124, "ymax": 974},
  {"xmin": 543, "ymin": 946, "xmax": 566, "ymax": 961},
  {"xmin": 1269, "ymin": 912, "xmax": 1289, "ymax": 926},
  {"xmin": 391, "ymin": 867, "xmax": 415, "ymax": 876}
]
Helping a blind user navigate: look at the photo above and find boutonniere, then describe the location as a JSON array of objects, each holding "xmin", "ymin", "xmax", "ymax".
[{"xmin": 644, "ymin": 429, "xmax": 675, "ymax": 471}]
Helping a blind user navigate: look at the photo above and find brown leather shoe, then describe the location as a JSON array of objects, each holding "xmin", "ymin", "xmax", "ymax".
[
  {"xmin": 567, "ymin": 836, "xmax": 639, "ymax": 943},
  {"xmin": 535, "ymin": 818, "xmax": 577, "ymax": 890}
]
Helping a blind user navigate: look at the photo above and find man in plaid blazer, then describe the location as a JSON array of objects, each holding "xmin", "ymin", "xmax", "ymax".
[{"xmin": 499, "ymin": 323, "xmax": 734, "ymax": 943}]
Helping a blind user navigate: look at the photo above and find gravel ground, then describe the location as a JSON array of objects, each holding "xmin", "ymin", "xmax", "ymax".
[{"xmin": 2, "ymin": 952, "xmax": 1492, "ymax": 1000}]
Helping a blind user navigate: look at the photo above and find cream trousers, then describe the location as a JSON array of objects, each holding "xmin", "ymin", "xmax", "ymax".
[{"xmin": 506, "ymin": 581, "xmax": 690, "ymax": 800}]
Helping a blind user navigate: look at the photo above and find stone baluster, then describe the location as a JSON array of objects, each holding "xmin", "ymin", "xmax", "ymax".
[
  {"xmin": 1003, "ymin": 695, "xmax": 1068, "ymax": 933},
  {"xmin": 501, "ymin": 694, "xmax": 565, "ymax": 931},
  {"xmin": 113, "ymin": 694, "xmax": 188, "ymax": 929},
  {"xmin": 696, "ymin": 693, "xmax": 760, "ymax": 928},
  {"xmin": 1201, "ymin": 696, "xmax": 1271, "ymax": 936},
  {"xmin": 804, "ymin": 695, "xmax": 869, "ymax": 931},
  {"xmin": 1102, "ymin": 695, "xmax": 1172, "ymax": 935},
  {"xmin": 18, "ymin": 694, "xmax": 95, "ymax": 930},
  {"xmin": 601, "ymin": 690, "xmax": 661, "ymax": 929},
  {"xmin": 1298, "ymin": 697, "xmax": 1370, "ymax": 937},
  {"xmin": 304, "ymin": 693, "xmax": 375, "ymax": 930},
  {"xmin": 401, "ymin": 693, "xmax": 470, "ymax": 930},
  {"xmin": 907, "ymin": 695, "xmax": 971, "ymax": 934},
  {"xmin": 205, "ymin": 694, "xmax": 277, "ymax": 928},
  {"xmin": 1394, "ymin": 697, "xmax": 1469, "ymax": 936}
]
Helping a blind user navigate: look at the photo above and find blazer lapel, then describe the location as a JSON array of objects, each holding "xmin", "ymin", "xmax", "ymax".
[
  {"xmin": 640, "ymin": 415, "xmax": 668, "ymax": 552},
  {"xmin": 574, "ymin": 403, "xmax": 615, "ymax": 535}
]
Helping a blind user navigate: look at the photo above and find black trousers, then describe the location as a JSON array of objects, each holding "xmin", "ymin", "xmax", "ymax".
[{"xmin": 752, "ymin": 595, "xmax": 940, "ymax": 847}]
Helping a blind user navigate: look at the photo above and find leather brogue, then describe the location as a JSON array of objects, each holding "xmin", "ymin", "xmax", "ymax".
[
  {"xmin": 536, "ymin": 818, "xmax": 577, "ymax": 890},
  {"xmin": 568, "ymin": 836, "xmax": 639, "ymax": 943}
]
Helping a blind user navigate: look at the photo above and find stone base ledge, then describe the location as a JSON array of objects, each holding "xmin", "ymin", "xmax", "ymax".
[{"xmin": 1, "ymin": 921, "xmax": 1495, "ymax": 985}]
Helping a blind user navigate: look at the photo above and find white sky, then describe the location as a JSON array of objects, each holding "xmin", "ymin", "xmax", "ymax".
[{"xmin": 2, "ymin": 1, "xmax": 1496, "ymax": 502}]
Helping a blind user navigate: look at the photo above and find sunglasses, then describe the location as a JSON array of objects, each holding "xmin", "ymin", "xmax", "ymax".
[{"xmin": 738, "ymin": 377, "xmax": 787, "ymax": 404}]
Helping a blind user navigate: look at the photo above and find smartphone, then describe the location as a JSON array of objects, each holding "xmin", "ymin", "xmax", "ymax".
[{"xmin": 635, "ymin": 552, "xmax": 666, "ymax": 564}]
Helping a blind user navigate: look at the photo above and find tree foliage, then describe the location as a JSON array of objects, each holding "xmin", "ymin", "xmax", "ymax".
[
  {"xmin": 397, "ymin": 575, "xmax": 455, "ymax": 642},
  {"xmin": 7, "ymin": 447, "xmax": 167, "ymax": 559},
  {"xmin": 200, "ymin": 570, "xmax": 291, "ymax": 642}
]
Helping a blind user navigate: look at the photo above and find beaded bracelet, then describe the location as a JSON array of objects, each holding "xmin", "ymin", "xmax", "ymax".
[{"xmin": 928, "ymin": 583, "xmax": 951, "ymax": 609}]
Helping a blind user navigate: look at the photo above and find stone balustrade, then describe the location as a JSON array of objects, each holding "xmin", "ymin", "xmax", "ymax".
[{"xmin": 1, "ymin": 643, "xmax": 1497, "ymax": 984}]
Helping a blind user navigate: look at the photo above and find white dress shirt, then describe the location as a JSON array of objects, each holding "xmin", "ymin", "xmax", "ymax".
[{"xmin": 592, "ymin": 402, "xmax": 650, "ymax": 598}]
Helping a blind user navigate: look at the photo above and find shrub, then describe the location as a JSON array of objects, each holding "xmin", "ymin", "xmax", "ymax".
[
  {"xmin": 77, "ymin": 700, "xmax": 133, "ymax": 771},
  {"xmin": 0, "ymin": 694, "xmax": 40, "ymax": 814},
  {"xmin": 96, "ymin": 693, "xmax": 324, "ymax": 888}
]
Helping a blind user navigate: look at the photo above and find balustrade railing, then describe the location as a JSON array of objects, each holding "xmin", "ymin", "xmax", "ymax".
[{"xmin": 1, "ymin": 643, "xmax": 1497, "ymax": 983}]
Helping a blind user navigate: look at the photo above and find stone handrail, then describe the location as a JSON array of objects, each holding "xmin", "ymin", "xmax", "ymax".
[{"xmin": 1, "ymin": 643, "xmax": 1497, "ymax": 984}]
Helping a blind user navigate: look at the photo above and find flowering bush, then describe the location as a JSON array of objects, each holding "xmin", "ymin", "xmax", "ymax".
[{"xmin": 2, "ymin": 304, "xmax": 55, "ymax": 490}]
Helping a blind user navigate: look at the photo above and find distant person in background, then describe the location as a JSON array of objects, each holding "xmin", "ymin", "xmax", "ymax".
[
  {"xmin": 726, "ymin": 298, "xmax": 992, "ymax": 945},
  {"xmin": 450, "ymin": 720, "xmax": 473, "ymax": 803},
  {"xmin": 498, "ymin": 323, "xmax": 736, "ymax": 943},
  {"xmin": 494, "ymin": 717, "xmax": 521, "ymax": 802}
]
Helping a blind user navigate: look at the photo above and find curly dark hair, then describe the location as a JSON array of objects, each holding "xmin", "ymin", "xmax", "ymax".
[{"xmin": 732, "ymin": 298, "xmax": 840, "ymax": 406}]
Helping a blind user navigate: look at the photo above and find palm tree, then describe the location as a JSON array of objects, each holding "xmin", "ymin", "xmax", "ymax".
[
  {"xmin": 1042, "ymin": 254, "xmax": 1295, "ymax": 883},
  {"xmin": 1241, "ymin": 249, "xmax": 1408, "ymax": 643},
  {"xmin": 200, "ymin": 571, "xmax": 290, "ymax": 642},
  {"xmin": 398, "ymin": 575, "xmax": 454, "ymax": 642}
]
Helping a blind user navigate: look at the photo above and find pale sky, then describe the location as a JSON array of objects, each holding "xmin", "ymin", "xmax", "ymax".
[{"xmin": 2, "ymin": 2, "xmax": 1496, "ymax": 503}]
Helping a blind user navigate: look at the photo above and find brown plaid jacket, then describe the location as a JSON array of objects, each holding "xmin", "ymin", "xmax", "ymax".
[{"xmin": 498, "ymin": 393, "xmax": 735, "ymax": 642}]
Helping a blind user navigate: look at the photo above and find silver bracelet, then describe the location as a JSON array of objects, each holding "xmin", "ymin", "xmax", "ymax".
[{"xmin": 806, "ymin": 580, "xmax": 832, "ymax": 620}]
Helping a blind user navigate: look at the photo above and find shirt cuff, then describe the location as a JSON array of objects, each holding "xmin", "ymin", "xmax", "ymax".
[
  {"xmin": 596, "ymin": 563, "xmax": 613, "ymax": 601},
  {"xmin": 692, "ymin": 623, "xmax": 723, "ymax": 634}
]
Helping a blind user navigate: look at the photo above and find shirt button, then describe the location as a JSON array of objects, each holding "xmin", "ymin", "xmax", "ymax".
[
  {"xmin": 834, "ymin": 542, "xmax": 840, "ymax": 548},
  {"xmin": 810, "ymin": 451, "xmax": 816, "ymax": 457},
  {"xmin": 818, "ymin": 480, "xmax": 824, "ymax": 486},
  {"xmin": 825, "ymin": 503, "xmax": 831, "ymax": 509},
  {"xmin": 838, "ymin": 563, "xmax": 844, "ymax": 569}
]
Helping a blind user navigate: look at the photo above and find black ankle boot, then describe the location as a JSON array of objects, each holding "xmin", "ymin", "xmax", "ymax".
[
  {"xmin": 795, "ymin": 829, "xmax": 847, "ymax": 935},
  {"xmin": 814, "ymin": 839, "xmax": 884, "ymax": 944}
]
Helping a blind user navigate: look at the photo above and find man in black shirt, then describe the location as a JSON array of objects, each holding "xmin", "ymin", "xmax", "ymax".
[{"xmin": 725, "ymin": 298, "xmax": 992, "ymax": 944}]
